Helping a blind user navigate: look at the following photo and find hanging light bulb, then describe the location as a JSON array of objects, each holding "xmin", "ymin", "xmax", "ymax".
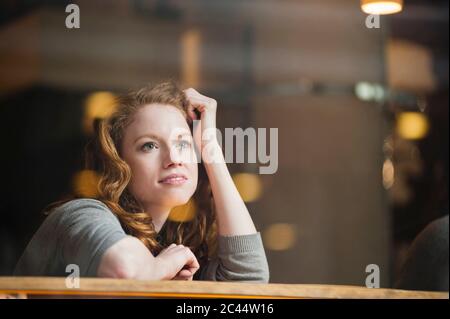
[{"xmin": 361, "ymin": 0, "xmax": 403, "ymax": 15}]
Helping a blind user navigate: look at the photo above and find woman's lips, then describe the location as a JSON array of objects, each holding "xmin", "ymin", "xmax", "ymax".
[{"xmin": 158, "ymin": 174, "xmax": 188, "ymax": 185}]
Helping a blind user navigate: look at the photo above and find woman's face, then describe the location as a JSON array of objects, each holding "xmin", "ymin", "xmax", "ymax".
[{"xmin": 121, "ymin": 103, "xmax": 198, "ymax": 210}]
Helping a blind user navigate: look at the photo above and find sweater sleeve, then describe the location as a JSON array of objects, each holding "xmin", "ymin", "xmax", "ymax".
[
  {"xmin": 199, "ymin": 232, "xmax": 270, "ymax": 283},
  {"xmin": 13, "ymin": 198, "xmax": 127, "ymax": 278},
  {"xmin": 56, "ymin": 199, "xmax": 128, "ymax": 277}
]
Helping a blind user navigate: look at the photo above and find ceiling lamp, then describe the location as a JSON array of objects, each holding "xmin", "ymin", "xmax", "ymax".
[{"xmin": 361, "ymin": 0, "xmax": 403, "ymax": 15}]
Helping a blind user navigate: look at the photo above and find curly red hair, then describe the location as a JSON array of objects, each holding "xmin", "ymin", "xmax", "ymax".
[{"xmin": 48, "ymin": 81, "xmax": 218, "ymax": 273}]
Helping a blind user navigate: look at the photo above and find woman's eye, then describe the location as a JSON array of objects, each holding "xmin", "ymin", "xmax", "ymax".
[
  {"xmin": 141, "ymin": 142, "xmax": 158, "ymax": 152},
  {"xmin": 176, "ymin": 140, "xmax": 191, "ymax": 150}
]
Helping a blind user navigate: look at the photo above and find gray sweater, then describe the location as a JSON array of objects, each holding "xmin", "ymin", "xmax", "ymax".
[{"xmin": 14, "ymin": 199, "xmax": 270, "ymax": 283}]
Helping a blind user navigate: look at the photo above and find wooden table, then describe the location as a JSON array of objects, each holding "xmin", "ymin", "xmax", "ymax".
[{"xmin": 0, "ymin": 277, "xmax": 448, "ymax": 299}]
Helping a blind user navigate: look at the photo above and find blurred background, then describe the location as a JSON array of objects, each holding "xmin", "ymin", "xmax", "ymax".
[{"xmin": 0, "ymin": 0, "xmax": 448, "ymax": 288}]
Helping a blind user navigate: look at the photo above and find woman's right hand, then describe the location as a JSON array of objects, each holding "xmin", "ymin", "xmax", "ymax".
[{"xmin": 155, "ymin": 244, "xmax": 200, "ymax": 280}]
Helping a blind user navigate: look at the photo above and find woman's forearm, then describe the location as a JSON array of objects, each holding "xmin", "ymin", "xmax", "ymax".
[
  {"xmin": 183, "ymin": 88, "xmax": 258, "ymax": 237},
  {"xmin": 203, "ymin": 143, "xmax": 257, "ymax": 236},
  {"xmin": 97, "ymin": 236, "xmax": 169, "ymax": 280}
]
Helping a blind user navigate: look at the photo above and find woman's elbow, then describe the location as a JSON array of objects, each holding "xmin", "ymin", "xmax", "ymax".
[
  {"xmin": 254, "ymin": 267, "xmax": 270, "ymax": 283},
  {"xmin": 261, "ymin": 272, "xmax": 270, "ymax": 284},
  {"xmin": 218, "ymin": 265, "xmax": 270, "ymax": 283},
  {"xmin": 250, "ymin": 258, "xmax": 270, "ymax": 283}
]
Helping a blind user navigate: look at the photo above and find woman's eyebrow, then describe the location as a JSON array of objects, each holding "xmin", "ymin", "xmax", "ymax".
[
  {"xmin": 134, "ymin": 132, "xmax": 191, "ymax": 144},
  {"xmin": 134, "ymin": 134, "xmax": 161, "ymax": 144}
]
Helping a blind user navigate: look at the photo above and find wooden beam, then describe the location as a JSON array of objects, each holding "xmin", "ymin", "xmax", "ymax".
[{"xmin": 0, "ymin": 277, "xmax": 447, "ymax": 299}]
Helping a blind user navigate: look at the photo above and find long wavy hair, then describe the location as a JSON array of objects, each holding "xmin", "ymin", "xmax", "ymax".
[{"xmin": 48, "ymin": 82, "xmax": 218, "ymax": 274}]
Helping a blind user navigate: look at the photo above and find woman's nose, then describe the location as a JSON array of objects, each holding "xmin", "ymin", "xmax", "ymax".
[{"xmin": 163, "ymin": 147, "xmax": 183, "ymax": 168}]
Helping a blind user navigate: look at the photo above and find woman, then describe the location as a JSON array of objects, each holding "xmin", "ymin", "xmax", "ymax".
[{"xmin": 14, "ymin": 82, "xmax": 269, "ymax": 282}]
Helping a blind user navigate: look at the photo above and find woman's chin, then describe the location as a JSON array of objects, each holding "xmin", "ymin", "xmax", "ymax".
[{"xmin": 160, "ymin": 195, "xmax": 192, "ymax": 208}]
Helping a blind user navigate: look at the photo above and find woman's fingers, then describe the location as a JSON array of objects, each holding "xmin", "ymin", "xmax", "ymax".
[
  {"xmin": 186, "ymin": 104, "xmax": 197, "ymax": 122},
  {"xmin": 160, "ymin": 243, "xmax": 200, "ymax": 279},
  {"xmin": 175, "ymin": 245, "xmax": 200, "ymax": 273},
  {"xmin": 173, "ymin": 268, "xmax": 195, "ymax": 281},
  {"xmin": 184, "ymin": 88, "xmax": 216, "ymax": 114},
  {"xmin": 177, "ymin": 269, "xmax": 194, "ymax": 278},
  {"xmin": 184, "ymin": 249, "xmax": 200, "ymax": 273},
  {"xmin": 172, "ymin": 269, "xmax": 196, "ymax": 281}
]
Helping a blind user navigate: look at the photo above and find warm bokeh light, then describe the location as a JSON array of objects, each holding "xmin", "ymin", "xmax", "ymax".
[
  {"xmin": 396, "ymin": 112, "xmax": 429, "ymax": 140},
  {"xmin": 263, "ymin": 223, "xmax": 297, "ymax": 251},
  {"xmin": 72, "ymin": 170, "xmax": 100, "ymax": 198},
  {"xmin": 361, "ymin": 0, "xmax": 403, "ymax": 15},
  {"xmin": 386, "ymin": 40, "xmax": 436, "ymax": 92},
  {"xmin": 83, "ymin": 91, "xmax": 117, "ymax": 135},
  {"xmin": 181, "ymin": 29, "xmax": 201, "ymax": 88},
  {"xmin": 168, "ymin": 199, "xmax": 197, "ymax": 222},
  {"xmin": 232, "ymin": 173, "xmax": 263, "ymax": 203},
  {"xmin": 382, "ymin": 158, "xmax": 395, "ymax": 189}
]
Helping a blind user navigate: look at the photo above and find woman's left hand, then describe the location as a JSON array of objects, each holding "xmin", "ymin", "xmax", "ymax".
[
  {"xmin": 172, "ymin": 268, "xmax": 195, "ymax": 281},
  {"xmin": 184, "ymin": 88, "xmax": 221, "ymax": 163}
]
